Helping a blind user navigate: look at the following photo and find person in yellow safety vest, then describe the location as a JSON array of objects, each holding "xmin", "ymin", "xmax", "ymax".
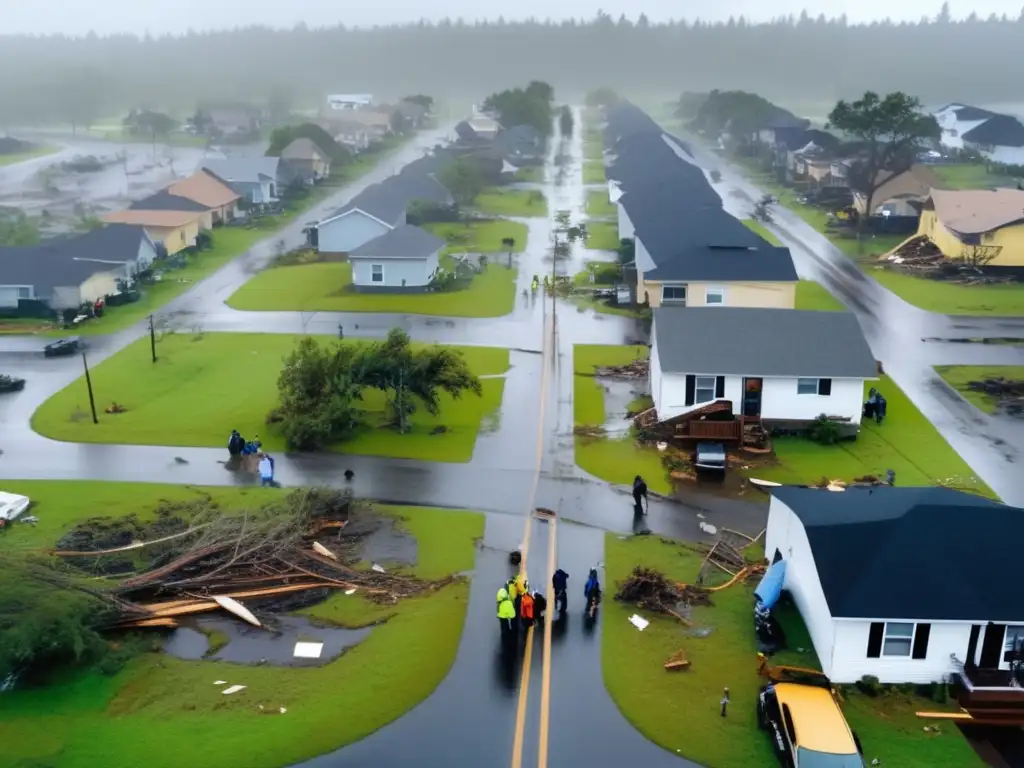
[
  {"xmin": 505, "ymin": 577, "xmax": 519, "ymax": 602},
  {"xmin": 497, "ymin": 586, "xmax": 509, "ymax": 608},
  {"xmin": 497, "ymin": 592, "xmax": 517, "ymax": 643}
]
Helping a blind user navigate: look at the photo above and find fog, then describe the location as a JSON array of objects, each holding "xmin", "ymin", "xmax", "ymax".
[{"xmin": 2, "ymin": 8, "xmax": 1024, "ymax": 122}]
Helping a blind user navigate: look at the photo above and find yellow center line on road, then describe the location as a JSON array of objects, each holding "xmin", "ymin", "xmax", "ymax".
[
  {"xmin": 510, "ymin": 291, "xmax": 556, "ymax": 768},
  {"xmin": 537, "ymin": 513, "xmax": 557, "ymax": 768}
]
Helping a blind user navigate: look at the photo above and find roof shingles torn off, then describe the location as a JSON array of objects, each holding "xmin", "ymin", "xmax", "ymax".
[
  {"xmin": 653, "ymin": 307, "xmax": 877, "ymax": 379},
  {"xmin": 349, "ymin": 224, "xmax": 444, "ymax": 260},
  {"xmin": 168, "ymin": 170, "xmax": 241, "ymax": 209},
  {"xmin": 772, "ymin": 486, "xmax": 1021, "ymax": 622},
  {"xmin": 929, "ymin": 187, "xmax": 1024, "ymax": 234}
]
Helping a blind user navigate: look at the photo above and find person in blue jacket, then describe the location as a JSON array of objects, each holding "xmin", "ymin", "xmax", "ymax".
[{"xmin": 584, "ymin": 568, "xmax": 602, "ymax": 618}]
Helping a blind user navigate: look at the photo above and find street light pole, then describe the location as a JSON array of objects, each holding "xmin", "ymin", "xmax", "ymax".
[{"xmin": 82, "ymin": 352, "xmax": 98, "ymax": 425}]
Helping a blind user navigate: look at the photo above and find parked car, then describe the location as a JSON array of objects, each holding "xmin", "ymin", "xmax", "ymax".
[
  {"xmin": 758, "ymin": 665, "xmax": 864, "ymax": 768},
  {"xmin": 43, "ymin": 337, "xmax": 83, "ymax": 358},
  {"xmin": 695, "ymin": 441, "xmax": 727, "ymax": 472},
  {"xmin": 0, "ymin": 374, "xmax": 26, "ymax": 393}
]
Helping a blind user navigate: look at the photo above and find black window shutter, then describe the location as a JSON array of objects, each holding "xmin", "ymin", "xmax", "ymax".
[
  {"xmin": 715, "ymin": 376, "xmax": 725, "ymax": 398},
  {"xmin": 685, "ymin": 375, "xmax": 695, "ymax": 406},
  {"xmin": 818, "ymin": 378, "xmax": 832, "ymax": 396},
  {"xmin": 867, "ymin": 622, "xmax": 884, "ymax": 658},
  {"xmin": 912, "ymin": 624, "xmax": 931, "ymax": 659}
]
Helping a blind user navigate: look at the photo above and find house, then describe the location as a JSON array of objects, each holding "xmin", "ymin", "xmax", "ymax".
[
  {"xmin": 918, "ymin": 188, "xmax": 1024, "ymax": 268},
  {"xmin": 201, "ymin": 158, "xmax": 281, "ymax": 205},
  {"xmin": 129, "ymin": 190, "xmax": 215, "ymax": 231},
  {"xmin": 961, "ymin": 114, "xmax": 1024, "ymax": 166},
  {"xmin": 206, "ymin": 106, "xmax": 262, "ymax": 137},
  {"xmin": 765, "ymin": 485, "xmax": 1024, "ymax": 720},
  {"xmin": 337, "ymin": 109, "xmax": 392, "ymax": 141},
  {"xmin": 347, "ymin": 224, "xmax": 445, "ymax": 292},
  {"xmin": 0, "ymin": 224, "xmax": 158, "ymax": 311},
  {"xmin": 934, "ymin": 103, "xmax": 998, "ymax": 150},
  {"xmin": 851, "ymin": 164, "xmax": 941, "ymax": 217},
  {"xmin": 281, "ymin": 138, "xmax": 331, "ymax": 180},
  {"xmin": 468, "ymin": 114, "xmax": 501, "ymax": 140},
  {"xmin": 313, "ymin": 170, "xmax": 453, "ymax": 254},
  {"xmin": 327, "ymin": 94, "xmax": 373, "ymax": 112},
  {"xmin": 100, "ymin": 209, "xmax": 206, "ymax": 255},
  {"xmin": 649, "ymin": 307, "xmax": 877, "ymax": 432},
  {"xmin": 756, "ymin": 116, "xmax": 812, "ymax": 148},
  {"xmin": 494, "ymin": 124, "xmax": 544, "ymax": 162},
  {"xmin": 395, "ymin": 100, "xmax": 428, "ymax": 129},
  {"xmin": 167, "ymin": 170, "xmax": 242, "ymax": 224}
]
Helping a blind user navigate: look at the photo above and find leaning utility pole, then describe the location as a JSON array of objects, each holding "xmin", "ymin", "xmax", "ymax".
[
  {"xmin": 82, "ymin": 353, "xmax": 98, "ymax": 424},
  {"xmin": 149, "ymin": 315, "xmax": 158, "ymax": 363}
]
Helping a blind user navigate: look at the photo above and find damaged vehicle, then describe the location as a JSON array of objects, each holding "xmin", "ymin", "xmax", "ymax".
[{"xmin": 0, "ymin": 374, "xmax": 26, "ymax": 393}]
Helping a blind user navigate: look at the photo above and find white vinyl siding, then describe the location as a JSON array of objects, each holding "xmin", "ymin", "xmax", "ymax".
[
  {"xmin": 797, "ymin": 377, "xmax": 832, "ymax": 396},
  {"xmin": 316, "ymin": 211, "xmax": 395, "ymax": 254},
  {"xmin": 350, "ymin": 252, "xmax": 439, "ymax": 289},
  {"xmin": 371, "ymin": 264, "xmax": 384, "ymax": 283}
]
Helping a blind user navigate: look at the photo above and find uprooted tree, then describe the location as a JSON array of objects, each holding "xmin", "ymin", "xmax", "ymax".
[{"xmin": 272, "ymin": 331, "xmax": 482, "ymax": 448}]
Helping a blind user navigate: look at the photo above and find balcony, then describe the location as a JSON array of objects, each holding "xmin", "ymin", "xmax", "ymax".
[{"xmin": 950, "ymin": 656, "xmax": 1024, "ymax": 725}]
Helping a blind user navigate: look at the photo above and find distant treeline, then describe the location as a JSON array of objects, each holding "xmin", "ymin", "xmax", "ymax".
[{"xmin": 3, "ymin": 11, "xmax": 1024, "ymax": 123}]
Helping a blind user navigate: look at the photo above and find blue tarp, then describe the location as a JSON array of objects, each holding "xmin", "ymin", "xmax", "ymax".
[{"xmin": 754, "ymin": 559, "xmax": 787, "ymax": 611}]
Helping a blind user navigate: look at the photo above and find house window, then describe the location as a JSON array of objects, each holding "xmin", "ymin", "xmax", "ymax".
[
  {"xmin": 797, "ymin": 378, "xmax": 832, "ymax": 395},
  {"xmin": 882, "ymin": 622, "xmax": 915, "ymax": 657},
  {"xmin": 371, "ymin": 264, "xmax": 384, "ymax": 283},
  {"xmin": 705, "ymin": 286, "xmax": 726, "ymax": 305},
  {"xmin": 695, "ymin": 376, "xmax": 717, "ymax": 404},
  {"xmin": 662, "ymin": 285, "xmax": 686, "ymax": 304},
  {"xmin": 1004, "ymin": 626, "xmax": 1024, "ymax": 659},
  {"xmin": 17, "ymin": 287, "xmax": 31, "ymax": 299}
]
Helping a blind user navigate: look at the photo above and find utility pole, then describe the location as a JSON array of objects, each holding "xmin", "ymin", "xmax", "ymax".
[
  {"xmin": 149, "ymin": 315, "xmax": 158, "ymax": 363},
  {"xmin": 82, "ymin": 352, "xmax": 98, "ymax": 425}
]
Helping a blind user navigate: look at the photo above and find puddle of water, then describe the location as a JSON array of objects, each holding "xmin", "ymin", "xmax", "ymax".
[
  {"xmin": 347, "ymin": 514, "xmax": 418, "ymax": 567},
  {"xmin": 598, "ymin": 377, "xmax": 646, "ymax": 437},
  {"xmin": 163, "ymin": 615, "xmax": 372, "ymax": 667}
]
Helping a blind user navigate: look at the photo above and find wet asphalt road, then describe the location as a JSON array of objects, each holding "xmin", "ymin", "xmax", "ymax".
[{"xmin": 0, "ymin": 110, "xmax": 1020, "ymax": 766}]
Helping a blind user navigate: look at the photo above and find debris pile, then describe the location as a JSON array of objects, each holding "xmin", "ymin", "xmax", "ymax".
[
  {"xmin": 966, "ymin": 377, "xmax": 1024, "ymax": 416},
  {"xmin": 594, "ymin": 359, "xmax": 648, "ymax": 379},
  {"xmin": 883, "ymin": 235, "xmax": 943, "ymax": 269},
  {"xmin": 52, "ymin": 488, "xmax": 448, "ymax": 631},
  {"xmin": 615, "ymin": 566, "xmax": 712, "ymax": 620}
]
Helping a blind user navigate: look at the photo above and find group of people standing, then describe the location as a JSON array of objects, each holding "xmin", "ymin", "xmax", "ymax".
[
  {"xmin": 227, "ymin": 430, "xmax": 276, "ymax": 487},
  {"xmin": 496, "ymin": 566, "xmax": 604, "ymax": 643}
]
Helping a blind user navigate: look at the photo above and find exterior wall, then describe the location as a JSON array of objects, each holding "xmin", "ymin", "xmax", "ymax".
[
  {"xmin": 0, "ymin": 286, "xmax": 28, "ymax": 309},
  {"xmin": 764, "ymin": 497, "xmax": 839, "ymax": 678},
  {"xmin": 650, "ymin": 336, "xmax": 664, "ymax": 413},
  {"xmin": 198, "ymin": 211, "xmax": 215, "ymax": 231},
  {"xmin": 644, "ymin": 281, "xmax": 796, "ymax": 309},
  {"xmin": 146, "ymin": 222, "xmax": 199, "ymax": 255},
  {"xmin": 829, "ymin": 619, "xmax": 973, "ymax": 684},
  {"xmin": 317, "ymin": 212, "xmax": 393, "ymax": 254},
  {"xmin": 854, "ymin": 172, "xmax": 931, "ymax": 215},
  {"xmin": 78, "ymin": 271, "xmax": 120, "ymax": 304},
  {"xmin": 51, "ymin": 285, "xmax": 84, "ymax": 310},
  {"xmin": 135, "ymin": 236, "xmax": 159, "ymax": 272},
  {"xmin": 654, "ymin": 372, "xmax": 864, "ymax": 423},
  {"xmin": 970, "ymin": 143, "xmax": 1024, "ymax": 167},
  {"xmin": 920, "ymin": 210, "xmax": 1024, "ymax": 267},
  {"xmin": 351, "ymin": 252, "xmax": 439, "ymax": 289}
]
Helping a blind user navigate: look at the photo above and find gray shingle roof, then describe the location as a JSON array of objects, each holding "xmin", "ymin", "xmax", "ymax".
[
  {"xmin": 771, "ymin": 486, "xmax": 1021, "ymax": 621},
  {"xmin": 326, "ymin": 170, "xmax": 452, "ymax": 225},
  {"xmin": 130, "ymin": 190, "xmax": 211, "ymax": 213},
  {"xmin": 653, "ymin": 307, "xmax": 877, "ymax": 378},
  {"xmin": 644, "ymin": 244, "xmax": 797, "ymax": 283},
  {"xmin": 349, "ymin": 224, "xmax": 444, "ymax": 260},
  {"xmin": 202, "ymin": 157, "xmax": 281, "ymax": 185}
]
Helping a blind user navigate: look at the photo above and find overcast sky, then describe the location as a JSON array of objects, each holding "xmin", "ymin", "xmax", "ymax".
[{"xmin": 1, "ymin": 0, "xmax": 1020, "ymax": 36}]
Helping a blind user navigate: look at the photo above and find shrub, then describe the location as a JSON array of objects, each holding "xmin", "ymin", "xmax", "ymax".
[
  {"xmin": 856, "ymin": 675, "xmax": 882, "ymax": 697},
  {"xmin": 809, "ymin": 414, "xmax": 842, "ymax": 445}
]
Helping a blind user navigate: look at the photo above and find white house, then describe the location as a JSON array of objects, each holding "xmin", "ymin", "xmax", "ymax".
[
  {"xmin": 650, "ymin": 307, "xmax": 877, "ymax": 428},
  {"xmin": 961, "ymin": 114, "xmax": 1024, "ymax": 166},
  {"xmin": 933, "ymin": 103, "xmax": 996, "ymax": 150},
  {"xmin": 202, "ymin": 158, "xmax": 281, "ymax": 205},
  {"xmin": 765, "ymin": 486, "xmax": 1024, "ymax": 688},
  {"xmin": 327, "ymin": 94, "xmax": 373, "ymax": 111},
  {"xmin": 347, "ymin": 224, "xmax": 444, "ymax": 291}
]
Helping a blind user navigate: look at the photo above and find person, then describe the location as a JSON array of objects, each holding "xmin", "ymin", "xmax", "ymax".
[
  {"xmin": 258, "ymin": 454, "xmax": 274, "ymax": 487},
  {"xmin": 496, "ymin": 586, "xmax": 510, "ymax": 609},
  {"xmin": 252, "ymin": 434, "xmax": 263, "ymax": 451},
  {"xmin": 584, "ymin": 568, "xmax": 602, "ymax": 618},
  {"xmin": 552, "ymin": 568, "xmax": 569, "ymax": 614},
  {"xmin": 520, "ymin": 590, "xmax": 535, "ymax": 630},
  {"xmin": 632, "ymin": 475, "xmax": 648, "ymax": 515},
  {"xmin": 532, "ymin": 590, "xmax": 547, "ymax": 624},
  {"xmin": 497, "ymin": 590, "xmax": 517, "ymax": 643},
  {"xmin": 228, "ymin": 430, "xmax": 244, "ymax": 456}
]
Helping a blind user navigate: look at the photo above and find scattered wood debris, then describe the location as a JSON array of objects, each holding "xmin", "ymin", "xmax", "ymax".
[
  {"xmin": 965, "ymin": 377, "xmax": 1024, "ymax": 416},
  {"xmin": 664, "ymin": 649, "xmax": 691, "ymax": 671},
  {"xmin": 615, "ymin": 566, "xmax": 711, "ymax": 623},
  {"xmin": 594, "ymin": 359, "xmax": 648, "ymax": 379},
  {"xmin": 573, "ymin": 425, "xmax": 606, "ymax": 438}
]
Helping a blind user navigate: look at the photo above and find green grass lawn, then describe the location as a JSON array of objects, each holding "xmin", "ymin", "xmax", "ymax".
[
  {"xmin": 573, "ymin": 345, "xmax": 671, "ymax": 494},
  {"xmin": 0, "ymin": 144, "xmax": 60, "ymax": 166},
  {"xmin": 735, "ymin": 162, "xmax": 1024, "ymax": 316},
  {"xmin": 583, "ymin": 160, "xmax": 606, "ymax": 185},
  {"xmin": 227, "ymin": 220, "xmax": 526, "ymax": 318},
  {"xmin": 604, "ymin": 534, "xmax": 983, "ymax": 768},
  {"xmin": 513, "ymin": 165, "xmax": 544, "ymax": 183},
  {"xmin": 935, "ymin": 365, "xmax": 1024, "ymax": 415},
  {"xmin": 749, "ymin": 375, "xmax": 993, "ymax": 497},
  {"xmin": 933, "ymin": 163, "xmax": 1015, "ymax": 190},
  {"xmin": 583, "ymin": 138, "xmax": 604, "ymax": 162},
  {"xmin": 473, "ymin": 187, "xmax": 548, "ymax": 217},
  {"xmin": 795, "ymin": 280, "xmax": 845, "ymax": 311},
  {"xmin": 585, "ymin": 190, "xmax": 616, "ymax": 218},
  {"xmin": 585, "ymin": 221, "xmax": 620, "ymax": 251},
  {"xmin": 0, "ymin": 481, "xmax": 483, "ymax": 768},
  {"xmin": 32, "ymin": 333, "xmax": 510, "ymax": 463}
]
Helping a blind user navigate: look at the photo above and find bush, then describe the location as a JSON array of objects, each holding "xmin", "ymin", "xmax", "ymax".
[
  {"xmin": 856, "ymin": 675, "xmax": 882, "ymax": 697},
  {"xmin": 809, "ymin": 414, "xmax": 843, "ymax": 445}
]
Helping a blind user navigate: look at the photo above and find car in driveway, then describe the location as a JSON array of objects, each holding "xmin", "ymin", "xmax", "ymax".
[
  {"xmin": 0, "ymin": 374, "xmax": 26, "ymax": 393},
  {"xmin": 43, "ymin": 337, "xmax": 83, "ymax": 358},
  {"xmin": 758, "ymin": 665, "xmax": 864, "ymax": 768},
  {"xmin": 695, "ymin": 441, "xmax": 726, "ymax": 472}
]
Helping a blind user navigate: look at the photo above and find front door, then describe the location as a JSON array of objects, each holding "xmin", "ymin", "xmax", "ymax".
[
  {"xmin": 979, "ymin": 623, "xmax": 1006, "ymax": 669},
  {"xmin": 743, "ymin": 378, "xmax": 763, "ymax": 418}
]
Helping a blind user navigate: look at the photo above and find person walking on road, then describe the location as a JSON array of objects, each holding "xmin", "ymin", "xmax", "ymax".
[
  {"xmin": 497, "ymin": 590, "xmax": 516, "ymax": 644},
  {"xmin": 532, "ymin": 591, "xmax": 547, "ymax": 624},
  {"xmin": 632, "ymin": 475, "xmax": 649, "ymax": 515},
  {"xmin": 584, "ymin": 568, "xmax": 602, "ymax": 618},
  {"xmin": 520, "ymin": 590, "xmax": 535, "ymax": 630},
  {"xmin": 552, "ymin": 568, "xmax": 569, "ymax": 614},
  {"xmin": 258, "ymin": 454, "xmax": 275, "ymax": 487}
]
